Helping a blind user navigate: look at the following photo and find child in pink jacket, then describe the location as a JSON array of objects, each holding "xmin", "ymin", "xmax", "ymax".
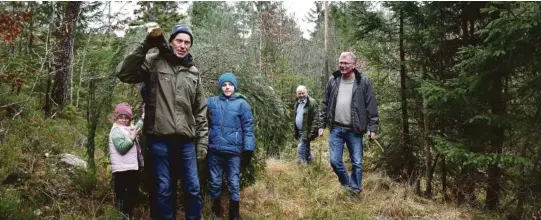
[{"xmin": 108, "ymin": 103, "xmax": 143, "ymax": 218}]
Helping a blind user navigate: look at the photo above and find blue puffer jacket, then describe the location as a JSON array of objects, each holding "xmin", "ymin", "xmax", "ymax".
[{"xmin": 207, "ymin": 94, "xmax": 255, "ymax": 155}]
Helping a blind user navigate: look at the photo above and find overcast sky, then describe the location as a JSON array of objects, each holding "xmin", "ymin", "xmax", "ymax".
[{"xmin": 107, "ymin": 1, "xmax": 317, "ymax": 39}]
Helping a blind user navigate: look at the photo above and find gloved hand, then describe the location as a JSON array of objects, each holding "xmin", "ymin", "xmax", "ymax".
[
  {"xmin": 146, "ymin": 22, "xmax": 162, "ymax": 37},
  {"xmin": 197, "ymin": 145, "xmax": 207, "ymax": 161},
  {"xmin": 241, "ymin": 151, "xmax": 253, "ymax": 168},
  {"xmin": 142, "ymin": 22, "xmax": 166, "ymax": 51}
]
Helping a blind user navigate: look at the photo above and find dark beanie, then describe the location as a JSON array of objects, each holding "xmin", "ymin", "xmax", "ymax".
[{"xmin": 169, "ymin": 24, "xmax": 194, "ymax": 45}]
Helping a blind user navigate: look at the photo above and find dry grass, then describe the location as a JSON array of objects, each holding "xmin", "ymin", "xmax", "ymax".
[{"xmin": 239, "ymin": 137, "xmax": 496, "ymax": 220}]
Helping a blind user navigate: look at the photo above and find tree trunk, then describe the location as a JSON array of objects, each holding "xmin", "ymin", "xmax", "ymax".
[
  {"xmin": 399, "ymin": 10, "xmax": 413, "ymax": 182},
  {"xmin": 86, "ymin": 79, "xmax": 91, "ymax": 123},
  {"xmin": 460, "ymin": 2, "xmax": 469, "ymax": 42},
  {"xmin": 485, "ymin": 7, "xmax": 504, "ymax": 210},
  {"xmin": 86, "ymin": 79, "xmax": 96, "ymax": 173},
  {"xmin": 322, "ymin": 1, "xmax": 329, "ymax": 89},
  {"xmin": 51, "ymin": 1, "xmax": 81, "ymax": 109},
  {"xmin": 421, "ymin": 65, "xmax": 434, "ymax": 197},
  {"xmin": 442, "ymin": 156, "xmax": 448, "ymax": 202},
  {"xmin": 44, "ymin": 69, "xmax": 53, "ymax": 116},
  {"xmin": 26, "ymin": 2, "xmax": 35, "ymax": 54},
  {"xmin": 485, "ymin": 71, "xmax": 505, "ymax": 210},
  {"xmin": 76, "ymin": 53, "xmax": 86, "ymax": 108}
]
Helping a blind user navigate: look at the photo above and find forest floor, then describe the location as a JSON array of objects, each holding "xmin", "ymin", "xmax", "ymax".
[
  {"xmin": 239, "ymin": 137, "xmax": 500, "ymax": 220},
  {"xmin": 0, "ymin": 112, "xmax": 502, "ymax": 220}
]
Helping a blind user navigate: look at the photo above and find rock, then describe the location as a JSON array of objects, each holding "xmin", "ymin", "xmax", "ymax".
[{"xmin": 60, "ymin": 153, "xmax": 87, "ymax": 169}]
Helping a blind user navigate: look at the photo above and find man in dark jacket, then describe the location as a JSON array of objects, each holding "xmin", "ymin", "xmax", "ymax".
[
  {"xmin": 318, "ymin": 52, "xmax": 379, "ymax": 194},
  {"xmin": 294, "ymin": 85, "xmax": 320, "ymax": 164},
  {"xmin": 115, "ymin": 23, "xmax": 207, "ymax": 220}
]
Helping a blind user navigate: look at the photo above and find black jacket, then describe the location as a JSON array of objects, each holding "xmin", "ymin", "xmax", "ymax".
[{"xmin": 319, "ymin": 69, "xmax": 379, "ymax": 134}]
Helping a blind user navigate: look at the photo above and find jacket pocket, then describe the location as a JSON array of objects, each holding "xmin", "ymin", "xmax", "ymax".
[
  {"xmin": 157, "ymin": 71, "xmax": 174, "ymax": 83},
  {"xmin": 178, "ymin": 72, "xmax": 198, "ymax": 97}
]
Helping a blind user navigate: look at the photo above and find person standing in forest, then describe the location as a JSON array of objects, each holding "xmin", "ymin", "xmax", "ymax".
[
  {"xmin": 293, "ymin": 85, "xmax": 320, "ymax": 164},
  {"xmin": 108, "ymin": 103, "xmax": 144, "ymax": 219},
  {"xmin": 115, "ymin": 23, "xmax": 208, "ymax": 220},
  {"xmin": 206, "ymin": 72, "xmax": 255, "ymax": 220},
  {"xmin": 318, "ymin": 52, "xmax": 379, "ymax": 194}
]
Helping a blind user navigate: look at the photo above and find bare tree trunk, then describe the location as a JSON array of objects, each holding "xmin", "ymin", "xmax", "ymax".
[
  {"xmin": 51, "ymin": 1, "xmax": 82, "ymax": 109},
  {"xmin": 106, "ymin": 2, "xmax": 111, "ymax": 34},
  {"xmin": 421, "ymin": 64, "xmax": 434, "ymax": 197},
  {"xmin": 399, "ymin": 10, "xmax": 413, "ymax": 182},
  {"xmin": 44, "ymin": 66, "xmax": 53, "ymax": 116},
  {"xmin": 322, "ymin": 1, "xmax": 329, "ymax": 89},
  {"xmin": 86, "ymin": 79, "xmax": 91, "ymax": 123},
  {"xmin": 76, "ymin": 52, "xmax": 86, "ymax": 108},
  {"xmin": 442, "ymin": 156, "xmax": 448, "ymax": 202},
  {"xmin": 26, "ymin": 2, "xmax": 35, "ymax": 54},
  {"xmin": 41, "ymin": 6, "xmax": 53, "ymax": 116},
  {"xmin": 258, "ymin": 8, "xmax": 263, "ymax": 72}
]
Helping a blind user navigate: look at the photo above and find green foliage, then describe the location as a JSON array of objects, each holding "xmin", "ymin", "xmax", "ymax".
[
  {"xmin": 5, "ymin": 0, "xmax": 541, "ymax": 218},
  {"xmin": 434, "ymin": 137, "xmax": 530, "ymax": 168},
  {"xmin": 131, "ymin": 2, "xmax": 187, "ymax": 32},
  {"xmin": 0, "ymin": 189, "xmax": 36, "ymax": 220},
  {"xmin": 71, "ymin": 168, "xmax": 99, "ymax": 195},
  {"xmin": 334, "ymin": 0, "xmax": 541, "ymax": 214},
  {"xmin": 102, "ymin": 206, "xmax": 124, "ymax": 220}
]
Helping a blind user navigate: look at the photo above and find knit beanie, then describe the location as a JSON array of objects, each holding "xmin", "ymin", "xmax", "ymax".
[
  {"xmin": 169, "ymin": 24, "xmax": 194, "ymax": 45},
  {"xmin": 114, "ymin": 103, "xmax": 132, "ymax": 120},
  {"xmin": 218, "ymin": 72, "xmax": 238, "ymax": 91}
]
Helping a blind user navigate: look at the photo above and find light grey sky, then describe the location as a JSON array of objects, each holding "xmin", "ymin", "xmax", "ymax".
[{"xmin": 106, "ymin": 1, "xmax": 316, "ymax": 38}]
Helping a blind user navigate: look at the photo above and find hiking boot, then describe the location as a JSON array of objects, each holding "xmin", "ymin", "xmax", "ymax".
[
  {"xmin": 212, "ymin": 198, "xmax": 222, "ymax": 220},
  {"xmin": 228, "ymin": 200, "xmax": 239, "ymax": 220}
]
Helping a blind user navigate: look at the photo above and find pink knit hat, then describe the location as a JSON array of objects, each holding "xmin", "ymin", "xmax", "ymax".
[{"xmin": 114, "ymin": 103, "xmax": 132, "ymax": 120}]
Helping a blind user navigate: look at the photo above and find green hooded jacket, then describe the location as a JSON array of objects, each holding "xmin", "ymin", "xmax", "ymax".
[{"xmin": 115, "ymin": 41, "xmax": 208, "ymax": 151}]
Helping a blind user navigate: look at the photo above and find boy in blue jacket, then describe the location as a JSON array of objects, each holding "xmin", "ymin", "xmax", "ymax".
[{"xmin": 206, "ymin": 73, "xmax": 255, "ymax": 220}]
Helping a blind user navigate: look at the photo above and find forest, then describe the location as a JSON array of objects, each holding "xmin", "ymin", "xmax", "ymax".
[{"xmin": 0, "ymin": 1, "xmax": 540, "ymax": 219}]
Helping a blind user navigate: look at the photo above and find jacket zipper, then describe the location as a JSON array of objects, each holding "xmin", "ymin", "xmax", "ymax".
[
  {"xmin": 172, "ymin": 66, "xmax": 179, "ymax": 134},
  {"xmin": 220, "ymin": 98, "xmax": 229, "ymax": 147}
]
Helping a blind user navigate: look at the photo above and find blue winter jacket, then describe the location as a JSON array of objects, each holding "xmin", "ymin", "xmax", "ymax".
[{"xmin": 207, "ymin": 94, "xmax": 255, "ymax": 155}]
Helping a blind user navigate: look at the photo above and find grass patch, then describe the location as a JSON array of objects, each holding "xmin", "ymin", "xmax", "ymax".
[{"xmin": 240, "ymin": 137, "xmax": 498, "ymax": 220}]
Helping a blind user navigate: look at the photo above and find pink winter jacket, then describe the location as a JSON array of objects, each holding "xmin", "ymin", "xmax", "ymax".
[{"xmin": 108, "ymin": 123, "xmax": 141, "ymax": 173}]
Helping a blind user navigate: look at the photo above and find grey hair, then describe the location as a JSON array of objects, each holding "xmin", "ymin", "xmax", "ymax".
[
  {"xmin": 296, "ymin": 85, "xmax": 308, "ymax": 94},
  {"xmin": 339, "ymin": 52, "xmax": 356, "ymax": 61}
]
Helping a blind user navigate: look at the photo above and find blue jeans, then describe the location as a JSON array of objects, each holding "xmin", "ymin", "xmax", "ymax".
[
  {"xmin": 328, "ymin": 127, "xmax": 363, "ymax": 192},
  {"xmin": 297, "ymin": 131, "xmax": 313, "ymax": 163},
  {"xmin": 208, "ymin": 151, "xmax": 241, "ymax": 201},
  {"xmin": 148, "ymin": 136, "xmax": 202, "ymax": 220}
]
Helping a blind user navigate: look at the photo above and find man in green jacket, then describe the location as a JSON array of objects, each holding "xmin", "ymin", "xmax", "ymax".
[
  {"xmin": 294, "ymin": 85, "xmax": 320, "ymax": 164},
  {"xmin": 115, "ymin": 23, "xmax": 207, "ymax": 220}
]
